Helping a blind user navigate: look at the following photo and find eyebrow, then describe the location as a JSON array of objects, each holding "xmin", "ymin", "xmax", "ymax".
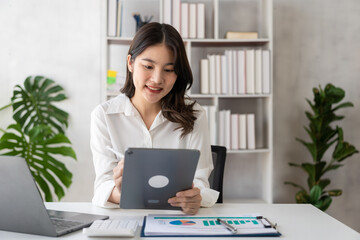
[{"xmin": 141, "ymin": 58, "xmax": 174, "ymax": 66}]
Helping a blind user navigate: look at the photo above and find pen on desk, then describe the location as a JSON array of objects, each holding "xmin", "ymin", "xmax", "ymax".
[
  {"xmin": 106, "ymin": 146, "xmax": 124, "ymax": 160},
  {"xmin": 217, "ymin": 218, "xmax": 237, "ymax": 234}
]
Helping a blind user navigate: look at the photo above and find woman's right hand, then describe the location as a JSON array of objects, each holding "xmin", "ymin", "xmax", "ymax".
[{"xmin": 108, "ymin": 159, "xmax": 124, "ymax": 204}]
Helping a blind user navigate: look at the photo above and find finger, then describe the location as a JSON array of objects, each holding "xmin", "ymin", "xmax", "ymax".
[
  {"xmin": 114, "ymin": 176, "xmax": 122, "ymax": 189},
  {"xmin": 176, "ymin": 187, "xmax": 200, "ymax": 198},
  {"xmin": 169, "ymin": 197, "xmax": 201, "ymax": 208},
  {"xmin": 173, "ymin": 196, "xmax": 202, "ymax": 204},
  {"xmin": 182, "ymin": 207, "xmax": 199, "ymax": 215}
]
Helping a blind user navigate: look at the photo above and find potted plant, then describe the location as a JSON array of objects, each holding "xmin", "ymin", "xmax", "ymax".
[
  {"xmin": 285, "ymin": 83, "xmax": 358, "ymax": 211},
  {"xmin": 0, "ymin": 76, "xmax": 76, "ymax": 202}
]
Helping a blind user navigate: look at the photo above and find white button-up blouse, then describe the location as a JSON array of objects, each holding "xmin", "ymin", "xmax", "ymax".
[{"xmin": 90, "ymin": 94, "xmax": 219, "ymax": 208}]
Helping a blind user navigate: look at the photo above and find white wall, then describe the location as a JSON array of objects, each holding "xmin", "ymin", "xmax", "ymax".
[
  {"xmin": 0, "ymin": 0, "xmax": 359, "ymax": 233},
  {"xmin": 0, "ymin": 0, "xmax": 103, "ymax": 202},
  {"xmin": 274, "ymin": 0, "xmax": 360, "ymax": 232}
]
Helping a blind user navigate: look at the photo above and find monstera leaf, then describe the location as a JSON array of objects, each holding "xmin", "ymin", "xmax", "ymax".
[
  {"xmin": 11, "ymin": 76, "xmax": 68, "ymax": 134},
  {"xmin": 0, "ymin": 123, "xmax": 76, "ymax": 201},
  {"xmin": 0, "ymin": 76, "xmax": 76, "ymax": 202}
]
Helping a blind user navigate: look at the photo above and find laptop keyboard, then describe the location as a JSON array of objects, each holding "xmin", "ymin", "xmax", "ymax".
[{"xmin": 51, "ymin": 218, "xmax": 83, "ymax": 232}]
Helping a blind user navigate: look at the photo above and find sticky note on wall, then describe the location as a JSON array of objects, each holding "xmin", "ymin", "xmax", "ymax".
[{"xmin": 107, "ymin": 70, "xmax": 117, "ymax": 84}]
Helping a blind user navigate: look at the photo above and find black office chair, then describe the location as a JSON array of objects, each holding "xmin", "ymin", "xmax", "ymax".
[{"xmin": 209, "ymin": 145, "xmax": 227, "ymax": 203}]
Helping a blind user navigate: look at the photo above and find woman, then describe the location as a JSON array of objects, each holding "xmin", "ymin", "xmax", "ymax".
[{"xmin": 90, "ymin": 22, "xmax": 218, "ymax": 214}]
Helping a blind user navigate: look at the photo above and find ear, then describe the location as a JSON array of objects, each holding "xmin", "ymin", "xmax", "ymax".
[{"xmin": 127, "ymin": 54, "xmax": 133, "ymax": 72}]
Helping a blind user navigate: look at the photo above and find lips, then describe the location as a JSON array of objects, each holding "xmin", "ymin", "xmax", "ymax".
[{"xmin": 146, "ymin": 85, "xmax": 163, "ymax": 93}]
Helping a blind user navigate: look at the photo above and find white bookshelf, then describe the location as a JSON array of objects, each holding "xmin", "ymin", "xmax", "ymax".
[{"xmin": 102, "ymin": 0, "xmax": 273, "ymax": 204}]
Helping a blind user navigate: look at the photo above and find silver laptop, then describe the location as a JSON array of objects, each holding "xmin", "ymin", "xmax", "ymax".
[
  {"xmin": 120, "ymin": 148, "xmax": 200, "ymax": 210},
  {"xmin": 0, "ymin": 156, "xmax": 108, "ymax": 237}
]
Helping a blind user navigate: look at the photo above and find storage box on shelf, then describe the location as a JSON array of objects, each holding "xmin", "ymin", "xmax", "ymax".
[{"xmin": 103, "ymin": 0, "xmax": 273, "ymax": 203}]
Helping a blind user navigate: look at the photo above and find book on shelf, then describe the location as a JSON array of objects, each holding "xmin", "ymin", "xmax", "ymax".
[
  {"xmin": 232, "ymin": 50, "xmax": 238, "ymax": 94},
  {"xmin": 247, "ymin": 114, "xmax": 256, "ymax": 150},
  {"xmin": 220, "ymin": 55, "xmax": 227, "ymax": 94},
  {"xmin": 172, "ymin": 0, "xmax": 181, "ymax": 33},
  {"xmin": 116, "ymin": 0, "xmax": 123, "ymax": 37},
  {"xmin": 218, "ymin": 110, "xmax": 225, "ymax": 146},
  {"xmin": 225, "ymin": 50, "xmax": 233, "ymax": 95},
  {"xmin": 239, "ymin": 114, "xmax": 247, "ymax": 149},
  {"xmin": 203, "ymin": 105, "xmax": 217, "ymax": 145},
  {"xmin": 180, "ymin": 3, "xmax": 189, "ymax": 38},
  {"xmin": 246, "ymin": 49, "xmax": 255, "ymax": 94},
  {"xmin": 225, "ymin": 31, "xmax": 259, "ymax": 39},
  {"xmin": 237, "ymin": 50, "xmax": 246, "ymax": 94},
  {"xmin": 208, "ymin": 54, "xmax": 216, "ymax": 94},
  {"xmin": 224, "ymin": 110, "xmax": 231, "ymax": 150},
  {"xmin": 200, "ymin": 59, "xmax": 209, "ymax": 94},
  {"xmin": 231, "ymin": 114, "xmax": 239, "ymax": 150},
  {"xmin": 262, "ymin": 50, "xmax": 271, "ymax": 94},
  {"xmin": 215, "ymin": 55, "xmax": 222, "ymax": 94},
  {"xmin": 163, "ymin": 0, "xmax": 172, "ymax": 25},
  {"xmin": 107, "ymin": 0, "xmax": 117, "ymax": 37},
  {"xmin": 255, "ymin": 49, "xmax": 262, "ymax": 94},
  {"xmin": 196, "ymin": 3, "xmax": 205, "ymax": 38},
  {"xmin": 189, "ymin": 3, "xmax": 197, "ymax": 38}
]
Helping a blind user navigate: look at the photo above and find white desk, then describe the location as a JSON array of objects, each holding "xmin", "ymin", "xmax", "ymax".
[{"xmin": 0, "ymin": 203, "xmax": 359, "ymax": 240}]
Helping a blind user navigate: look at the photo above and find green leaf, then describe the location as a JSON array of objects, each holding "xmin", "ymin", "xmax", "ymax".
[
  {"xmin": 40, "ymin": 146, "xmax": 77, "ymax": 159},
  {"xmin": 316, "ymin": 196, "xmax": 332, "ymax": 211},
  {"xmin": 309, "ymin": 185, "xmax": 322, "ymax": 203},
  {"xmin": 327, "ymin": 189, "xmax": 342, "ymax": 197},
  {"xmin": 10, "ymin": 76, "xmax": 69, "ymax": 134},
  {"xmin": 301, "ymin": 163, "xmax": 315, "ymax": 181},
  {"xmin": 332, "ymin": 102, "xmax": 354, "ymax": 112},
  {"xmin": 318, "ymin": 179, "xmax": 331, "ymax": 190},
  {"xmin": 296, "ymin": 138, "xmax": 317, "ymax": 161},
  {"xmin": 324, "ymin": 83, "xmax": 344, "ymax": 104},
  {"xmin": 44, "ymin": 134, "xmax": 71, "ymax": 145},
  {"xmin": 33, "ymin": 174, "xmax": 53, "ymax": 202},
  {"xmin": 284, "ymin": 181, "xmax": 306, "ymax": 191},
  {"xmin": 295, "ymin": 190, "xmax": 310, "ymax": 203},
  {"xmin": 288, "ymin": 162, "xmax": 301, "ymax": 168},
  {"xmin": 314, "ymin": 161, "xmax": 327, "ymax": 181},
  {"xmin": 39, "ymin": 168, "xmax": 66, "ymax": 200}
]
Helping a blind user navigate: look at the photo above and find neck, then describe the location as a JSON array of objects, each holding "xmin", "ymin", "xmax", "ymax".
[{"xmin": 130, "ymin": 95, "xmax": 161, "ymax": 129}]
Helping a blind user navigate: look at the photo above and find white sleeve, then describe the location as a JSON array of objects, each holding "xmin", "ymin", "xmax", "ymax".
[
  {"xmin": 90, "ymin": 105, "xmax": 119, "ymax": 208},
  {"xmin": 189, "ymin": 106, "xmax": 219, "ymax": 207}
]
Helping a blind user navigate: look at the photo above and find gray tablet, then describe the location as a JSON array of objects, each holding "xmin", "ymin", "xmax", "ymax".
[{"xmin": 120, "ymin": 148, "xmax": 200, "ymax": 210}]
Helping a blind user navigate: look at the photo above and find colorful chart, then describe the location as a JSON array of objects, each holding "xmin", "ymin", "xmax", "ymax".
[{"xmin": 170, "ymin": 220, "xmax": 196, "ymax": 226}]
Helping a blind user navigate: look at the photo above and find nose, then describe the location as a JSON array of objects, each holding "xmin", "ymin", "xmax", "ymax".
[{"xmin": 151, "ymin": 69, "xmax": 163, "ymax": 84}]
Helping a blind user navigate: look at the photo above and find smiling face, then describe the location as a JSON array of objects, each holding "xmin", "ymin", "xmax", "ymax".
[{"xmin": 127, "ymin": 43, "xmax": 177, "ymax": 109}]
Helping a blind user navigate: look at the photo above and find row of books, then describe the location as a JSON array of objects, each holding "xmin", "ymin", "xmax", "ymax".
[
  {"xmin": 108, "ymin": 0, "xmax": 123, "ymax": 37},
  {"xmin": 163, "ymin": 0, "xmax": 205, "ymax": 39},
  {"xmin": 203, "ymin": 106, "xmax": 256, "ymax": 150},
  {"xmin": 200, "ymin": 49, "xmax": 271, "ymax": 95}
]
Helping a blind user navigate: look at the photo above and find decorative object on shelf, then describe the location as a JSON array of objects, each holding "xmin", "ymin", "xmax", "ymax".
[
  {"xmin": 0, "ymin": 76, "xmax": 77, "ymax": 202},
  {"xmin": 107, "ymin": 69, "xmax": 117, "ymax": 85},
  {"xmin": 285, "ymin": 84, "xmax": 358, "ymax": 211},
  {"xmin": 133, "ymin": 13, "xmax": 153, "ymax": 32}
]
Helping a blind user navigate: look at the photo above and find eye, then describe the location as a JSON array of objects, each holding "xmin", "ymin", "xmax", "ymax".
[
  {"xmin": 164, "ymin": 69, "xmax": 175, "ymax": 73},
  {"xmin": 144, "ymin": 65, "xmax": 153, "ymax": 70}
]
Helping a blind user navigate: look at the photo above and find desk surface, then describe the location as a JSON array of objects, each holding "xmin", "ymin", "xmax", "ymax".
[{"xmin": 0, "ymin": 202, "xmax": 359, "ymax": 240}]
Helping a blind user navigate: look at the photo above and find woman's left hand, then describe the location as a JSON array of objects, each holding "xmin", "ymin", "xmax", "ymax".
[{"xmin": 168, "ymin": 185, "xmax": 202, "ymax": 215}]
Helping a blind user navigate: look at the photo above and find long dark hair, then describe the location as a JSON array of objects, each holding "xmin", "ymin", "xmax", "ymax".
[{"xmin": 121, "ymin": 22, "xmax": 196, "ymax": 137}]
